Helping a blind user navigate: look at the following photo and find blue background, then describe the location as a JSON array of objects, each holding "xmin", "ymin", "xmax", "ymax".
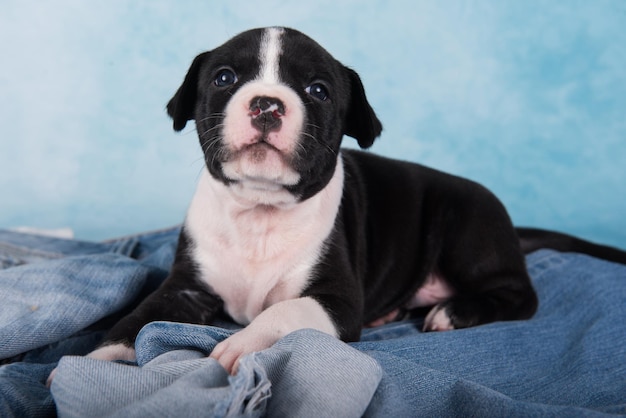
[{"xmin": 1, "ymin": 1, "xmax": 625, "ymax": 248}]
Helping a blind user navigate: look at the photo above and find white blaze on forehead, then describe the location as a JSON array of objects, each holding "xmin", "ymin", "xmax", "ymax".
[
  {"xmin": 258, "ymin": 27, "xmax": 284, "ymax": 83},
  {"xmin": 218, "ymin": 26, "xmax": 305, "ymax": 202}
]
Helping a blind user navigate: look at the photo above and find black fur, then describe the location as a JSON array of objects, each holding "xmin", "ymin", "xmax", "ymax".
[
  {"xmin": 517, "ymin": 227, "xmax": 626, "ymax": 265},
  {"xmin": 99, "ymin": 27, "xmax": 626, "ymax": 353},
  {"xmin": 322, "ymin": 150, "xmax": 537, "ymax": 339},
  {"xmin": 103, "ymin": 231, "xmax": 223, "ymax": 346}
]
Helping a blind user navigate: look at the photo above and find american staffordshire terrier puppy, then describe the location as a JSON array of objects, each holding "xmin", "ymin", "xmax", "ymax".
[{"xmin": 49, "ymin": 27, "xmax": 626, "ymax": 380}]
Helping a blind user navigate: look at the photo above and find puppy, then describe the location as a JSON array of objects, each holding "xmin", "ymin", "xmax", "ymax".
[{"xmin": 55, "ymin": 26, "xmax": 617, "ymax": 379}]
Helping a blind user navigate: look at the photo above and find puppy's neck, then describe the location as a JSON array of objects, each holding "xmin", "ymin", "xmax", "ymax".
[
  {"xmin": 186, "ymin": 155, "xmax": 344, "ymax": 261},
  {"xmin": 222, "ymin": 177, "xmax": 300, "ymax": 210}
]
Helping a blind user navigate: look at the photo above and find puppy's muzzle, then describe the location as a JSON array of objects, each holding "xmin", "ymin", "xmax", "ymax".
[{"xmin": 249, "ymin": 96, "xmax": 285, "ymax": 133}]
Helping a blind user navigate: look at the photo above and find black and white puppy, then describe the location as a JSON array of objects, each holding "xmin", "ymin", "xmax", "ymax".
[{"xmin": 62, "ymin": 27, "xmax": 625, "ymax": 375}]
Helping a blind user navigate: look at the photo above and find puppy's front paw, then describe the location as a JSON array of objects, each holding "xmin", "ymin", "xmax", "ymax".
[
  {"xmin": 46, "ymin": 343, "xmax": 136, "ymax": 388},
  {"xmin": 45, "ymin": 367, "xmax": 58, "ymax": 388},
  {"xmin": 210, "ymin": 327, "xmax": 278, "ymax": 374},
  {"xmin": 423, "ymin": 304, "xmax": 455, "ymax": 332},
  {"xmin": 86, "ymin": 343, "xmax": 136, "ymax": 362},
  {"xmin": 209, "ymin": 297, "xmax": 337, "ymax": 374}
]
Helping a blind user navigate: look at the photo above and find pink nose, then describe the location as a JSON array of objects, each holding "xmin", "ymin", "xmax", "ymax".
[{"xmin": 249, "ymin": 96, "xmax": 285, "ymax": 133}]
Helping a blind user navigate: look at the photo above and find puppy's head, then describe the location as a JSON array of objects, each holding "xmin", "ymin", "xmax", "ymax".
[{"xmin": 167, "ymin": 27, "xmax": 382, "ymax": 204}]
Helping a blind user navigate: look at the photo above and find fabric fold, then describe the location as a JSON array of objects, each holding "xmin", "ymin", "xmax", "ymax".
[
  {"xmin": 1, "ymin": 228, "xmax": 626, "ymax": 417},
  {"xmin": 51, "ymin": 327, "xmax": 382, "ymax": 418}
]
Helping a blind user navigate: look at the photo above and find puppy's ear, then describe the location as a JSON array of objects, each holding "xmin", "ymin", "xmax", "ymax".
[
  {"xmin": 166, "ymin": 52, "xmax": 210, "ymax": 131},
  {"xmin": 343, "ymin": 67, "xmax": 383, "ymax": 148}
]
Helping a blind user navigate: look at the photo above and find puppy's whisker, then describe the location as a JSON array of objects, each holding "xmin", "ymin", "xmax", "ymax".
[
  {"xmin": 179, "ymin": 128, "xmax": 198, "ymax": 137},
  {"xmin": 300, "ymin": 132, "xmax": 336, "ymax": 156},
  {"xmin": 305, "ymin": 122, "xmax": 322, "ymax": 130},
  {"xmin": 294, "ymin": 141, "xmax": 307, "ymax": 159},
  {"xmin": 200, "ymin": 130, "xmax": 222, "ymax": 141},
  {"xmin": 197, "ymin": 113, "xmax": 226, "ymax": 123},
  {"xmin": 199, "ymin": 124, "xmax": 225, "ymax": 139},
  {"xmin": 201, "ymin": 138, "xmax": 223, "ymax": 155},
  {"xmin": 302, "ymin": 123, "xmax": 336, "ymax": 155}
]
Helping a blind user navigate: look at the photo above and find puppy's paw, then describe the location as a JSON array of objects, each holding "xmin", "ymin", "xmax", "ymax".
[
  {"xmin": 209, "ymin": 297, "xmax": 338, "ymax": 374},
  {"xmin": 210, "ymin": 327, "xmax": 277, "ymax": 374},
  {"xmin": 46, "ymin": 343, "xmax": 136, "ymax": 388},
  {"xmin": 423, "ymin": 304, "xmax": 455, "ymax": 332},
  {"xmin": 45, "ymin": 367, "xmax": 58, "ymax": 388},
  {"xmin": 86, "ymin": 343, "xmax": 136, "ymax": 362}
]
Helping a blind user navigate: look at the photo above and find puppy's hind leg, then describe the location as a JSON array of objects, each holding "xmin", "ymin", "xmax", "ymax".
[
  {"xmin": 421, "ymin": 190, "xmax": 539, "ymax": 332},
  {"xmin": 422, "ymin": 277, "xmax": 538, "ymax": 332}
]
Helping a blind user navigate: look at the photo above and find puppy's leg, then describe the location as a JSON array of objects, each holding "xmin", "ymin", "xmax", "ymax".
[
  {"xmin": 46, "ymin": 274, "xmax": 222, "ymax": 386},
  {"xmin": 421, "ymin": 255, "xmax": 538, "ymax": 332},
  {"xmin": 423, "ymin": 281, "xmax": 537, "ymax": 332},
  {"xmin": 210, "ymin": 296, "xmax": 337, "ymax": 374},
  {"xmin": 87, "ymin": 342, "xmax": 137, "ymax": 361},
  {"xmin": 97, "ymin": 277, "xmax": 224, "ymax": 356},
  {"xmin": 423, "ymin": 304, "xmax": 454, "ymax": 331},
  {"xmin": 46, "ymin": 340, "xmax": 138, "ymax": 387},
  {"xmin": 422, "ymin": 200, "xmax": 538, "ymax": 332}
]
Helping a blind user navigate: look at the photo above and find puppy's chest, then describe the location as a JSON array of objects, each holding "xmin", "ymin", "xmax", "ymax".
[{"xmin": 187, "ymin": 207, "xmax": 328, "ymax": 325}]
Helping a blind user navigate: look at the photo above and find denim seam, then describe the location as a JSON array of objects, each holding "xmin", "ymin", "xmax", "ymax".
[
  {"xmin": 108, "ymin": 237, "xmax": 140, "ymax": 257},
  {"xmin": 0, "ymin": 242, "xmax": 65, "ymax": 260}
]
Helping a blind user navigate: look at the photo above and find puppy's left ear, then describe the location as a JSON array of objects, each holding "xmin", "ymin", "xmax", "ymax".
[
  {"xmin": 166, "ymin": 52, "xmax": 210, "ymax": 131},
  {"xmin": 343, "ymin": 67, "xmax": 383, "ymax": 148}
]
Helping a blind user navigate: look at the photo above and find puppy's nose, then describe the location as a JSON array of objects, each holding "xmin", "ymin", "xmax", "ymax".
[{"xmin": 249, "ymin": 96, "xmax": 285, "ymax": 132}]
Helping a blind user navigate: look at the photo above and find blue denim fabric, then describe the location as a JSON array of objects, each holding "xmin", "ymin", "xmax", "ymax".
[
  {"xmin": 1, "ymin": 254, "xmax": 151, "ymax": 359},
  {"xmin": 0, "ymin": 227, "xmax": 179, "ymax": 361},
  {"xmin": 1, "ymin": 228, "xmax": 626, "ymax": 417},
  {"xmin": 51, "ymin": 326, "xmax": 383, "ymax": 417},
  {"xmin": 0, "ymin": 229, "xmax": 138, "ymax": 268},
  {"xmin": 0, "ymin": 228, "xmax": 179, "ymax": 417},
  {"xmin": 357, "ymin": 251, "xmax": 626, "ymax": 417}
]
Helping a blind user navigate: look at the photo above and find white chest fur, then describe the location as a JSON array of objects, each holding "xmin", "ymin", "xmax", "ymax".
[{"xmin": 185, "ymin": 157, "xmax": 345, "ymax": 325}]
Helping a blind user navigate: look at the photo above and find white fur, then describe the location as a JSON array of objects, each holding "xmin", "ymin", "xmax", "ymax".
[
  {"xmin": 186, "ymin": 157, "xmax": 345, "ymax": 326},
  {"xmin": 423, "ymin": 304, "xmax": 455, "ymax": 332},
  {"xmin": 368, "ymin": 274, "xmax": 456, "ymax": 328},
  {"xmin": 221, "ymin": 82, "xmax": 304, "ymax": 187},
  {"xmin": 47, "ymin": 343, "xmax": 136, "ymax": 387},
  {"xmin": 405, "ymin": 272, "xmax": 455, "ymax": 309},
  {"xmin": 259, "ymin": 27, "xmax": 284, "ymax": 84},
  {"xmin": 87, "ymin": 343, "xmax": 137, "ymax": 361},
  {"xmin": 191, "ymin": 28, "xmax": 347, "ymax": 373},
  {"xmin": 210, "ymin": 296, "xmax": 337, "ymax": 372},
  {"xmin": 220, "ymin": 27, "xmax": 305, "ymax": 198},
  {"xmin": 187, "ymin": 26, "xmax": 346, "ymax": 328},
  {"xmin": 58, "ymin": 28, "xmax": 340, "ymax": 379}
]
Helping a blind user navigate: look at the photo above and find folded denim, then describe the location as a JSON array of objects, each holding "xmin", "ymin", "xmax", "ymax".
[
  {"xmin": 0, "ymin": 227, "xmax": 179, "ymax": 360},
  {"xmin": 1, "ymin": 228, "xmax": 625, "ymax": 417},
  {"xmin": 51, "ymin": 326, "xmax": 383, "ymax": 418}
]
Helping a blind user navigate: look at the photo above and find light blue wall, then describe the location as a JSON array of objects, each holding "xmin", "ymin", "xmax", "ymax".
[{"xmin": 2, "ymin": 1, "xmax": 625, "ymax": 247}]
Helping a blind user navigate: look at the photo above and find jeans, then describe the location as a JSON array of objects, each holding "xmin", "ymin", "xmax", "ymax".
[{"xmin": 1, "ymin": 227, "xmax": 625, "ymax": 417}]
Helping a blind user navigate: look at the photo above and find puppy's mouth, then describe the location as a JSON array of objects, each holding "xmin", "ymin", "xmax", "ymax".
[
  {"xmin": 221, "ymin": 139, "xmax": 300, "ymax": 188},
  {"xmin": 240, "ymin": 140, "xmax": 280, "ymax": 163},
  {"xmin": 230, "ymin": 139, "xmax": 291, "ymax": 168}
]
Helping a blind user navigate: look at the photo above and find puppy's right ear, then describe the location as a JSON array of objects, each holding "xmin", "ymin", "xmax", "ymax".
[{"xmin": 166, "ymin": 52, "xmax": 210, "ymax": 131}]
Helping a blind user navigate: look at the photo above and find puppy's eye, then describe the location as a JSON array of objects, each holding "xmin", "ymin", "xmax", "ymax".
[
  {"xmin": 215, "ymin": 69, "xmax": 237, "ymax": 87},
  {"xmin": 306, "ymin": 83, "xmax": 329, "ymax": 101}
]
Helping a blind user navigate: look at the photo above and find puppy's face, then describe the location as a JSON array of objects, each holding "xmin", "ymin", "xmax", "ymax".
[{"xmin": 167, "ymin": 27, "xmax": 382, "ymax": 204}]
